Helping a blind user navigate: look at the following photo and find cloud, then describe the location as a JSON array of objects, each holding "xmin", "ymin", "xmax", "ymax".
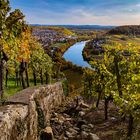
[
  {"xmin": 136, "ymin": 3, "xmax": 140, "ymax": 7},
  {"xmin": 26, "ymin": 6, "xmax": 140, "ymax": 26},
  {"xmin": 11, "ymin": 0, "xmax": 140, "ymax": 25}
]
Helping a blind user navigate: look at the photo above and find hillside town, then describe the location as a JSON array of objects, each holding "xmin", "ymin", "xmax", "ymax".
[{"xmin": 32, "ymin": 28, "xmax": 77, "ymax": 49}]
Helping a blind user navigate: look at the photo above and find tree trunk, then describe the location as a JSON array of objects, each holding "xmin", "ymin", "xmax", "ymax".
[
  {"xmin": 96, "ymin": 74, "xmax": 104, "ymax": 108},
  {"xmin": 45, "ymin": 72, "xmax": 49, "ymax": 84},
  {"xmin": 20, "ymin": 71, "xmax": 25, "ymax": 89},
  {"xmin": 33, "ymin": 70, "xmax": 37, "ymax": 86},
  {"xmin": 25, "ymin": 69, "xmax": 29, "ymax": 87},
  {"xmin": 114, "ymin": 56, "xmax": 122, "ymax": 97},
  {"xmin": 0, "ymin": 49, "xmax": 9, "ymax": 98},
  {"xmin": 15, "ymin": 70, "xmax": 19, "ymax": 86},
  {"xmin": 96, "ymin": 91, "xmax": 102, "ymax": 108},
  {"xmin": 104, "ymin": 98, "xmax": 109, "ymax": 120},
  {"xmin": 25, "ymin": 63, "xmax": 29, "ymax": 87},
  {"xmin": 0, "ymin": 60, "xmax": 4, "ymax": 98},
  {"xmin": 89, "ymin": 81, "xmax": 92, "ymax": 97},
  {"xmin": 20, "ymin": 61, "xmax": 26, "ymax": 89},
  {"xmin": 19, "ymin": 71, "xmax": 22, "ymax": 86},
  {"xmin": 40, "ymin": 69, "xmax": 43, "ymax": 85},
  {"xmin": 127, "ymin": 114, "xmax": 133, "ymax": 138},
  {"xmin": 5, "ymin": 68, "xmax": 8, "ymax": 88}
]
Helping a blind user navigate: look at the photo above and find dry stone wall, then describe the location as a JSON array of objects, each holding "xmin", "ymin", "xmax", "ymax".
[{"xmin": 0, "ymin": 82, "xmax": 64, "ymax": 140}]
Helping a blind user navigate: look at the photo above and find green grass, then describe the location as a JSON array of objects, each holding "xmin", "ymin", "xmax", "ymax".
[
  {"xmin": 2, "ymin": 71, "xmax": 82, "ymax": 97},
  {"xmin": 4, "ymin": 79, "xmax": 42, "ymax": 97},
  {"xmin": 2, "ymin": 69, "xmax": 83, "ymax": 97},
  {"xmin": 4, "ymin": 80, "xmax": 22, "ymax": 97}
]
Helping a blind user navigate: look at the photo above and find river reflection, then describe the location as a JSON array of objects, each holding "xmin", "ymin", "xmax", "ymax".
[{"xmin": 63, "ymin": 41, "xmax": 91, "ymax": 68}]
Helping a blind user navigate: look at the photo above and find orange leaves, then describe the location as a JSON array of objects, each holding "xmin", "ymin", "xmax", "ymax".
[
  {"xmin": 17, "ymin": 56, "xmax": 29, "ymax": 63},
  {"xmin": 16, "ymin": 29, "xmax": 31, "ymax": 62},
  {"xmin": 17, "ymin": 41, "xmax": 30, "ymax": 63},
  {"xmin": 16, "ymin": 56, "xmax": 22, "ymax": 62}
]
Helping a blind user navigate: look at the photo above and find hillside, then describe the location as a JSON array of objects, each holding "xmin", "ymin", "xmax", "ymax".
[
  {"xmin": 31, "ymin": 24, "xmax": 116, "ymax": 30},
  {"xmin": 108, "ymin": 25, "xmax": 140, "ymax": 35}
]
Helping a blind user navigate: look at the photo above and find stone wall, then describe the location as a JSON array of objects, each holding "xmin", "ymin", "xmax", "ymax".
[{"xmin": 0, "ymin": 82, "xmax": 64, "ymax": 140}]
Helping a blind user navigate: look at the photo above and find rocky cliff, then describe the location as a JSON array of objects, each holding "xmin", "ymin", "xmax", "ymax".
[{"xmin": 0, "ymin": 82, "xmax": 64, "ymax": 140}]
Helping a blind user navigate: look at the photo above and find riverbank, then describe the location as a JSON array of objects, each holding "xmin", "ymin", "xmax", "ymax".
[
  {"xmin": 82, "ymin": 33, "xmax": 140, "ymax": 63},
  {"xmin": 52, "ymin": 40, "xmax": 88, "ymax": 90},
  {"xmin": 82, "ymin": 38, "xmax": 105, "ymax": 63}
]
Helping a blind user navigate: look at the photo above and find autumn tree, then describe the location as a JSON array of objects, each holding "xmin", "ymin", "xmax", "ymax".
[
  {"xmin": 0, "ymin": 0, "xmax": 26, "ymax": 97},
  {"xmin": 29, "ymin": 37, "xmax": 52, "ymax": 86}
]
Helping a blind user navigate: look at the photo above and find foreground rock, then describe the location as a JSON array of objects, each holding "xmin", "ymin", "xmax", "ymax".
[
  {"xmin": 50, "ymin": 96, "xmax": 100, "ymax": 140},
  {"xmin": 88, "ymin": 133, "xmax": 100, "ymax": 140},
  {"xmin": 40, "ymin": 127, "xmax": 54, "ymax": 140}
]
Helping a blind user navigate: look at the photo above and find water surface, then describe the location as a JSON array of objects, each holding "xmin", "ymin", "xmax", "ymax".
[{"xmin": 63, "ymin": 41, "xmax": 91, "ymax": 68}]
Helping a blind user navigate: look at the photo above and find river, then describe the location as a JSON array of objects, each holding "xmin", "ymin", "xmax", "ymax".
[{"xmin": 63, "ymin": 41, "xmax": 91, "ymax": 68}]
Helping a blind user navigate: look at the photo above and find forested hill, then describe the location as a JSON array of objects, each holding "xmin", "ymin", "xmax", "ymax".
[
  {"xmin": 31, "ymin": 24, "xmax": 115, "ymax": 30},
  {"xmin": 108, "ymin": 25, "xmax": 140, "ymax": 35}
]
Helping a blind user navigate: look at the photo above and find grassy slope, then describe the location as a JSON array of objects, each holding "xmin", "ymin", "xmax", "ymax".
[
  {"xmin": 104, "ymin": 34, "xmax": 140, "ymax": 48},
  {"xmin": 84, "ymin": 34, "xmax": 140, "ymax": 61},
  {"xmin": 3, "ymin": 69, "xmax": 83, "ymax": 97},
  {"xmin": 4, "ymin": 80, "xmax": 22, "ymax": 97},
  {"xmin": 4, "ymin": 79, "xmax": 43, "ymax": 97}
]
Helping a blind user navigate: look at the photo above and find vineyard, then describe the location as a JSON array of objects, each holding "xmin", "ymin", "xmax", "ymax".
[
  {"xmin": 0, "ymin": 0, "xmax": 140, "ymax": 140},
  {"xmin": 0, "ymin": 0, "xmax": 52, "ymax": 98},
  {"xmin": 82, "ymin": 30, "xmax": 140, "ymax": 139},
  {"xmin": 0, "ymin": 0, "xmax": 92, "ymax": 98}
]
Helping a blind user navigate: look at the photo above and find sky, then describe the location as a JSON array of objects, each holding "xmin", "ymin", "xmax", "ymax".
[{"xmin": 11, "ymin": 0, "xmax": 140, "ymax": 25}]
